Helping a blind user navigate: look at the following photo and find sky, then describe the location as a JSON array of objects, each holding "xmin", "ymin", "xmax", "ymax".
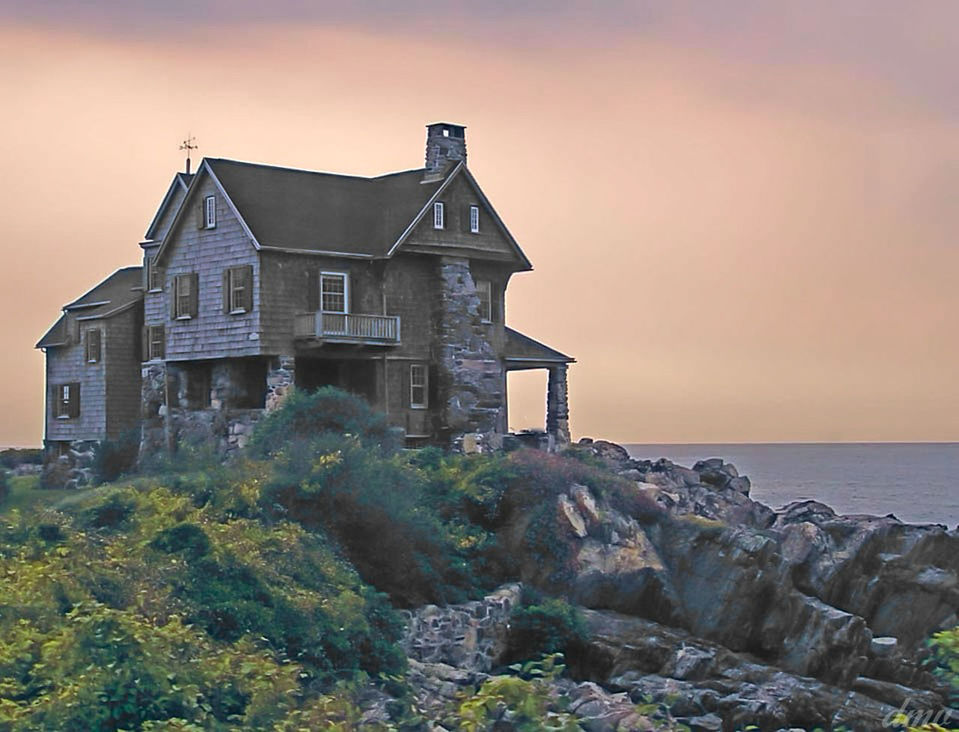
[{"xmin": 2, "ymin": 1, "xmax": 959, "ymax": 446}]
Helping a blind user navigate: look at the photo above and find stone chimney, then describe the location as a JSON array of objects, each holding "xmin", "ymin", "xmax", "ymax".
[{"xmin": 425, "ymin": 122, "xmax": 466, "ymax": 178}]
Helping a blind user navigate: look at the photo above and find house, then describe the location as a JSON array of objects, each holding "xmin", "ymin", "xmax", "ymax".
[
  {"xmin": 37, "ymin": 123, "xmax": 573, "ymax": 462},
  {"xmin": 35, "ymin": 267, "xmax": 144, "ymax": 453}
]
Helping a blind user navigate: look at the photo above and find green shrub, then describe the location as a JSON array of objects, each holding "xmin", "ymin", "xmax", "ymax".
[
  {"xmin": 505, "ymin": 591, "xmax": 587, "ymax": 664},
  {"xmin": 250, "ymin": 387, "xmax": 397, "ymax": 456},
  {"xmin": 150, "ymin": 522, "xmax": 211, "ymax": 559},
  {"xmin": 91, "ymin": 429, "xmax": 141, "ymax": 483},
  {"xmin": 0, "ymin": 471, "xmax": 8, "ymax": 506},
  {"xmin": 263, "ymin": 436, "xmax": 483, "ymax": 607},
  {"xmin": 81, "ymin": 492, "xmax": 136, "ymax": 530}
]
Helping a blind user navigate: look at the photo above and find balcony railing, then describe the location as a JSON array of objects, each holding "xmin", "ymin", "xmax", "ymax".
[{"xmin": 294, "ymin": 311, "xmax": 401, "ymax": 345}]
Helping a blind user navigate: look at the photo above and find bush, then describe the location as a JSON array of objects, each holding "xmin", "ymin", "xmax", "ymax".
[
  {"xmin": 263, "ymin": 436, "xmax": 483, "ymax": 607},
  {"xmin": 250, "ymin": 387, "xmax": 396, "ymax": 456},
  {"xmin": 504, "ymin": 590, "xmax": 587, "ymax": 664},
  {"xmin": 0, "ymin": 470, "xmax": 8, "ymax": 506},
  {"xmin": 91, "ymin": 429, "xmax": 141, "ymax": 483}
]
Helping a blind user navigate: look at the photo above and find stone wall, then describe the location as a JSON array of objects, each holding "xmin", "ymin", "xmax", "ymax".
[
  {"xmin": 401, "ymin": 584, "xmax": 521, "ymax": 672},
  {"xmin": 434, "ymin": 256, "xmax": 505, "ymax": 448}
]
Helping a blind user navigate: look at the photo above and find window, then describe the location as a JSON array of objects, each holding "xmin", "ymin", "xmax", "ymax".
[
  {"xmin": 144, "ymin": 324, "xmax": 165, "ymax": 361},
  {"xmin": 469, "ymin": 205, "xmax": 480, "ymax": 234},
  {"xmin": 476, "ymin": 280, "xmax": 492, "ymax": 323},
  {"xmin": 320, "ymin": 272, "xmax": 348, "ymax": 313},
  {"xmin": 433, "ymin": 201, "xmax": 445, "ymax": 229},
  {"xmin": 85, "ymin": 329, "xmax": 101, "ymax": 363},
  {"xmin": 410, "ymin": 364, "xmax": 428, "ymax": 408},
  {"xmin": 224, "ymin": 266, "xmax": 253, "ymax": 314},
  {"xmin": 204, "ymin": 195, "xmax": 217, "ymax": 229},
  {"xmin": 147, "ymin": 258, "xmax": 163, "ymax": 292},
  {"xmin": 54, "ymin": 383, "xmax": 80, "ymax": 419},
  {"xmin": 172, "ymin": 273, "xmax": 198, "ymax": 319}
]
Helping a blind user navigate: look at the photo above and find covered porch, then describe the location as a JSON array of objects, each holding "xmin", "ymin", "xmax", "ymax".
[{"xmin": 502, "ymin": 327, "xmax": 574, "ymax": 449}]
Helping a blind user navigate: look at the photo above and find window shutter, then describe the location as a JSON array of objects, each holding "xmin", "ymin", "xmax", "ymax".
[
  {"xmin": 84, "ymin": 330, "xmax": 91, "ymax": 361},
  {"xmin": 142, "ymin": 326, "xmax": 149, "ymax": 361},
  {"xmin": 170, "ymin": 277, "xmax": 178, "ymax": 319},
  {"xmin": 428, "ymin": 365, "xmax": 439, "ymax": 409},
  {"xmin": 223, "ymin": 270, "xmax": 231, "ymax": 313},
  {"xmin": 51, "ymin": 385, "xmax": 58, "ymax": 417},
  {"xmin": 306, "ymin": 269, "xmax": 319, "ymax": 312},
  {"xmin": 241, "ymin": 265, "xmax": 253, "ymax": 312},
  {"xmin": 196, "ymin": 202, "xmax": 205, "ymax": 229},
  {"xmin": 69, "ymin": 383, "xmax": 81, "ymax": 418},
  {"xmin": 189, "ymin": 273, "xmax": 199, "ymax": 318}
]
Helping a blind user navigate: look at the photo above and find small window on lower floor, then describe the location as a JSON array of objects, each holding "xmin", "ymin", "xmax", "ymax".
[
  {"xmin": 144, "ymin": 324, "xmax": 165, "ymax": 361},
  {"xmin": 410, "ymin": 363, "xmax": 428, "ymax": 408},
  {"xmin": 476, "ymin": 279, "xmax": 492, "ymax": 323},
  {"xmin": 54, "ymin": 383, "xmax": 80, "ymax": 419}
]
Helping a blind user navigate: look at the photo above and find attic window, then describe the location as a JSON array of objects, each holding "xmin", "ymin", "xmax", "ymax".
[
  {"xmin": 442, "ymin": 129, "xmax": 450, "ymax": 137},
  {"xmin": 204, "ymin": 195, "xmax": 216, "ymax": 229},
  {"xmin": 469, "ymin": 205, "xmax": 480, "ymax": 234},
  {"xmin": 433, "ymin": 202, "xmax": 445, "ymax": 230}
]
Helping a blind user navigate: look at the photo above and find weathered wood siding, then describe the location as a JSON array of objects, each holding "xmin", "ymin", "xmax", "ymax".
[
  {"xmin": 149, "ymin": 184, "xmax": 187, "ymax": 243},
  {"xmin": 45, "ymin": 316, "xmax": 106, "ymax": 442},
  {"xmin": 104, "ymin": 304, "xmax": 143, "ymax": 439},
  {"xmin": 400, "ymin": 174, "xmax": 519, "ymax": 263},
  {"xmin": 147, "ymin": 175, "xmax": 262, "ymax": 361}
]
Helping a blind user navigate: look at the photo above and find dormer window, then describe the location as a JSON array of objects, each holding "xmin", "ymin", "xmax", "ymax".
[
  {"xmin": 85, "ymin": 329, "xmax": 101, "ymax": 363},
  {"xmin": 204, "ymin": 195, "xmax": 217, "ymax": 229},
  {"xmin": 433, "ymin": 202, "xmax": 445, "ymax": 230},
  {"xmin": 469, "ymin": 205, "xmax": 480, "ymax": 234}
]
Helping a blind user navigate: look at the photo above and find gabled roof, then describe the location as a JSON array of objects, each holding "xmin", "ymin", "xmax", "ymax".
[
  {"xmin": 36, "ymin": 314, "xmax": 70, "ymax": 349},
  {"xmin": 503, "ymin": 327, "xmax": 574, "ymax": 367},
  {"xmin": 155, "ymin": 157, "xmax": 532, "ymax": 268},
  {"xmin": 36, "ymin": 267, "xmax": 143, "ymax": 349},
  {"xmin": 144, "ymin": 172, "xmax": 193, "ymax": 242}
]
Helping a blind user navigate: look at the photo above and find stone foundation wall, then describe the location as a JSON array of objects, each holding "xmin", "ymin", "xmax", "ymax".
[
  {"xmin": 434, "ymin": 257, "xmax": 504, "ymax": 448},
  {"xmin": 400, "ymin": 584, "xmax": 522, "ymax": 672}
]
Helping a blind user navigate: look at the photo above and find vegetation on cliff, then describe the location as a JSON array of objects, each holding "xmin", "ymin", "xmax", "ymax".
[{"xmin": 0, "ymin": 389, "xmax": 632, "ymax": 729}]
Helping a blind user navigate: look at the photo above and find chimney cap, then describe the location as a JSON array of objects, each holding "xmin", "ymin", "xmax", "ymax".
[{"xmin": 426, "ymin": 121, "xmax": 467, "ymax": 138}]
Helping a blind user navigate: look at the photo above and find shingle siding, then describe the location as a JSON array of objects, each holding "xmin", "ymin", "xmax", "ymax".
[
  {"xmin": 45, "ymin": 321, "xmax": 107, "ymax": 442},
  {"xmin": 104, "ymin": 304, "xmax": 143, "ymax": 439},
  {"xmin": 147, "ymin": 176, "xmax": 262, "ymax": 361}
]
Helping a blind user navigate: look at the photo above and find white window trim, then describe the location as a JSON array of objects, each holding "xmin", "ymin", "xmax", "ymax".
[
  {"xmin": 320, "ymin": 271, "xmax": 349, "ymax": 314},
  {"xmin": 147, "ymin": 260, "xmax": 162, "ymax": 293},
  {"xmin": 470, "ymin": 205, "xmax": 480, "ymax": 234},
  {"xmin": 204, "ymin": 195, "xmax": 217, "ymax": 229},
  {"xmin": 410, "ymin": 363, "xmax": 428, "ymax": 409},
  {"xmin": 476, "ymin": 280, "xmax": 492, "ymax": 323},
  {"xmin": 433, "ymin": 201, "xmax": 445, "ymax": 230}
]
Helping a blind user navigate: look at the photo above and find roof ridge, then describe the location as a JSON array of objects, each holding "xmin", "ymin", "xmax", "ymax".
[{"xmin": 207, "ymin": 157, "xmax": 381, "ymax": 182}]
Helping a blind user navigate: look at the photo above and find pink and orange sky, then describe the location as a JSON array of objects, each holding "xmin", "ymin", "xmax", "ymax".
[{"xmin": 2, "ymin": 2, "xmax": 959, "ymax": 446}]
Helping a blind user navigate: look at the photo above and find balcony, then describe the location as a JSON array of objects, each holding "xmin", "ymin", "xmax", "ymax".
[{"xmin": 294, "ymin": 311, "xmax": 401, "ymax": 346}]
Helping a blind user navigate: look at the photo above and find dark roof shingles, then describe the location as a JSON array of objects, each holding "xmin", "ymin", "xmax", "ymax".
[
  {"xmin": 503, "ymin": 327, "xmax": 574, "ymax": 364},
  {"xmin": 207, "ymin": 159, "xmax": 443, "ymax": 257}
]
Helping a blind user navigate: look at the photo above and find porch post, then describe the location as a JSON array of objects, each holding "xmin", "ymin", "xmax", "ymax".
[
  {"xmin": 546, "ymin": 365, "xmax": 570, "ymax": 446},
  {"xmin": 266, "ymin": 355, "xmax": 296, "ymax": 412}
]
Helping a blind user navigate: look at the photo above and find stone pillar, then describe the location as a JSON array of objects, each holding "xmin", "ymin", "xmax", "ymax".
[
  {"xmin": 434, "ymin": 256, "xmax": 504, "ymax": 448},
  {"xmin": 265, "ymin": 355, "xmax": 295, "ymax": 412},
  {"xmin": 546, "ymin": 365, "xmax": 570, "ymax": 447},
  {"xmin": 139, "ymin": 361, "xmax": 170, "ymax": 459}
]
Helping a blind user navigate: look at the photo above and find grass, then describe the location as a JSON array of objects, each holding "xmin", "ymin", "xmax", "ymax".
[{"xmin": 1, "ymin": 475, "xmax": 78, "ymax": 517}]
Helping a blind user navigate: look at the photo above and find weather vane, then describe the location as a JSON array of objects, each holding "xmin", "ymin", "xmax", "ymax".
[{"xmin": 179, "ymin": 135, "xmax": 198, "ymax": 174}]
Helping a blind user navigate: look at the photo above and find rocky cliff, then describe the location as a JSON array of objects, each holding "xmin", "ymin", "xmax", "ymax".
[{"xmin": 398, "ymin": 440, "xmax": 959, "ymax": 731}]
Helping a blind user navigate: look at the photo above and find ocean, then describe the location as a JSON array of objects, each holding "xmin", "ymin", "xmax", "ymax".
[{"xmin": 624, "ymin": 443, "xmax": 959, "ymax": 528}]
